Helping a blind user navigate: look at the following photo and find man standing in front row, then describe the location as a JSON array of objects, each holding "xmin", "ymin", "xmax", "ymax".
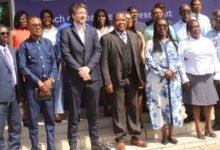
[
  {"xmin": 100, "ymin": 12, "xmax": 147, "ymax": 150},
  {"xmin": 18, "ymin": 17, "xmax": 57, "ymax": 150},
  {"xmin": 60, "ymin": 3, "xmax": 105, "ymax": 150},
  {"xmin": 0, "ymin": 24, "xmax": 21, "ymax": 150}
]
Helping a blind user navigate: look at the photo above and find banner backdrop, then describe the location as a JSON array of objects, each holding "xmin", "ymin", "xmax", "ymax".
[{"xmin": 14, "ymin": 0, "xmax": 218, "ymax": 27}]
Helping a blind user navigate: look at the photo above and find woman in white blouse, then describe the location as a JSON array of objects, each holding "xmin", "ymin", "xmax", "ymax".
[
  {"xmin": 93, "ymin": 9, "xmax": 114, "ymax": 39},
  {"xmin": 40, "ymin": 9, "xmax": 64, "ymax": 123},
  {"xmin": 179, "ymin": 19, "xmax": 220, "ymax": 139}
]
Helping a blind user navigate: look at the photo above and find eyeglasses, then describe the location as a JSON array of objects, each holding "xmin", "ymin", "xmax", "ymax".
[
  {"xmin": 157, "ymin": 24, "xmax": 168, "ymax": 28},
  {"xmin": 0, "ymin": 32, "xmax": 9, "ymax": 36},
  {"xmin": 31, "ymin": 23, "xmax": 42, "ymax": 28}
]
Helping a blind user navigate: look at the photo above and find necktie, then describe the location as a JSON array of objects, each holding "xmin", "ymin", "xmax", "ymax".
[
  {"xmin": 213, "ymin": 32, "xmax": 218, "ymax": 48},
  {"xmin": 3, "ymin": 48, "xmax": 16, "ymax": 87},
  {"xmin": 119, "ymin": 33, "xmax": 127, "ymax": 44},
  {"xmin": 195, "ymin": 14, "xmax": 199, "ymax": 20}
]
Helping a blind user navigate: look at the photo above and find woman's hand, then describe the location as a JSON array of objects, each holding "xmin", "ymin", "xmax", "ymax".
[
  {"xmin": 183, "ymin": 81, "xmax": 191, "ymax": 89},
  {"xmin": 164, "ymin": 70, "xmax": 176, "ymax": 78}
]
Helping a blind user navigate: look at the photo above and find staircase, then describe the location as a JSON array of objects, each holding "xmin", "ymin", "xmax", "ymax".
[{"xmin": 3, "ymin": 108, "xmax": 220, "ymax": 150}]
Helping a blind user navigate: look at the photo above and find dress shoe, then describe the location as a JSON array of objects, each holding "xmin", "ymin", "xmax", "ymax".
[
  {"xmin": 197, "ymin": 134, "xmax": 206, "ymax": 139},
  {"xmin": 116, "ymin": 141, "xmax": 125, "ymax": 150},
  {"xmin": 213, "ymin": 123, "xmax": 220, "ymax": 131},
  {"xmin": 205, "ymin": 131, "xmax": 217, "ymax": 138},
  {"xmin": 91, "ymin": 142, "xmax": 106, "ymax": 150},
  {"xmin": 130, "ymin": 137, "xmax": 147, "ymax": 147},
  {"xmin": 55, "ymin": 114, "xmax": 63, "ymax": 123}
]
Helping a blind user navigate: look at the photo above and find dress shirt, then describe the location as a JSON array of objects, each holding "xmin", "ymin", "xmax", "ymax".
[
  {"xmin": 97, "ymin": 26, "xmax": 114, "ymax": 39},
  {"xmin": 0, "ymin": 45, "xmax": 17, "ymax": 86},
  {"xmin": 43, "ymin": 25, "xmax": 58, "ymax": 46},
  {"xmin": 74, "ymin": 22, "xmax": 86, "ymax": 44},
  {"xmin": 206, "ymin": 29, "xmax": 220, "ymax": 62},
  {"xmin": 178, "ymin": 35, "xmax": 220, "ymax": 83},
  {"xmin": 173, "ymin": 20, "xmax": 188, "ymax": 43},
  {"xmin": 191, "ymin": 13, "xmax": 211, "ymax": 36},
  {"xmin": 115, "ymin": 30, "xmax": 127, "ymax": 44},
  {"xmin": 18, "ymin": 37, "xmax": 57, "ymax": 84}
]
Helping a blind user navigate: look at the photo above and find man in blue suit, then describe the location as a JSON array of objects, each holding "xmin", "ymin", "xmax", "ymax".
[
  {"xmin": 60, "ymin": 3, "xmax": 105, "ymax": 150},
  {"xmin": 18, "ymin": 17, "xmax": 57, "ymax": 150},
  {"xmin": 0, "ymin": 24, "xmax": 21, "ymax": 150}
]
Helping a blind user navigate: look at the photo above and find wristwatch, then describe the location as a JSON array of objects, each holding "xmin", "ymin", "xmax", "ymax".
[{"xmin": 50, "ymin": 78, "xmax": 55, "ymax": 84}]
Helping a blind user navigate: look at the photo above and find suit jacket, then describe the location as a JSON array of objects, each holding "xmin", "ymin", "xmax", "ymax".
[
  {"xmin": 60, "ymin": 24, "xmax": 102, "ymax": 82},
  {"xmin": 0, "ymin": 45, "xmax": 20, "ymax": 102},
  {"xmin": 100, "ymin": 30, "xmax": 142, "ymax": 89}
]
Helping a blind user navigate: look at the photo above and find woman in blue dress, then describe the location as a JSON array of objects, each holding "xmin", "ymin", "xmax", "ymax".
[{"xmin": 145, "ymin": 18, "xmax": 183, "ymax": 144}]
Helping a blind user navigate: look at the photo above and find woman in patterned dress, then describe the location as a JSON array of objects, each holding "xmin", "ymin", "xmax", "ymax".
[{"xmin": 145, "ymin": 18, "xmax": 183, "ymax": 145}]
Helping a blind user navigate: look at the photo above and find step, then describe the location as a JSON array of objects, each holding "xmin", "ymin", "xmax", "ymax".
[{"xmin": 14, "ymin": 116, "xmax": 217, "ymax": 150}]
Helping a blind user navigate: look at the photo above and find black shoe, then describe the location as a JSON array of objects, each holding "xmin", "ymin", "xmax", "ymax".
[
  {"xmin": 168, "ymin": 137, "xmax": 178, "ymax": 144},
  {"xmin": 91, "ymin": 142, "xmax": 106, "ymax": 150},
  {"xmin": 161, "ymin": 137, "xmax": 168, "ymax": 145},
  {"xmin": 213, "ymin": 123, "xmax": 220, "ymax": 131}
]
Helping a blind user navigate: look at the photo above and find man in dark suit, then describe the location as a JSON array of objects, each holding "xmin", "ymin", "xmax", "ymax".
[
  {"xmin": 100, "ymin": 12, "xmax": 147, "ymax": 150},
  {"xmin": 60, "ymin": 3, "xmax": 104, "ymax": 150},
  {"xmin": 0, "ymin": 24, "xmax": 21, "ymax": 150}
]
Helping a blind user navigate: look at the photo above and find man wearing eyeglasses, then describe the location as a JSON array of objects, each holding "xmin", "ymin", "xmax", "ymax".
[
  {"xmin": 18, "ymin": 17, "xmax": 57, "ymax": 150},
  {"xmin": 0, "ymin": 24, "xmax": 21, "ymax": 150},
  {"xmin": 173, "ymin": 4, "xmax": 191, "ymax": 43}
]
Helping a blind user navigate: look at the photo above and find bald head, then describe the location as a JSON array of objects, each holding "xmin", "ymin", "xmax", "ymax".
[{"xmin": 179, "ymin": 3, "xmax": 191, "ymax": 22}]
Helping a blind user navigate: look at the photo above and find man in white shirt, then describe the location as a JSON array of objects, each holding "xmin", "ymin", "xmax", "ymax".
[
  {"xmin": 173, "ymin": 4, "xmax": 191, "ymax": 43},
  {"xmin": 190, "ymin": 0, "xmax": 211, "ymax": 36}
]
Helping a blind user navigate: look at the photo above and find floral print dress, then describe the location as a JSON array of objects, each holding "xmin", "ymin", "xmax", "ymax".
[{"xmin": 145, "ymin": 40, "xmax": 183, "ymax": 129}]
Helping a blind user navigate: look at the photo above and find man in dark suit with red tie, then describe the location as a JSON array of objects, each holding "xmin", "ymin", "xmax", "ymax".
[{"xmin": 0, "ymin": 24, "xmax": 21, "ymax": 150}]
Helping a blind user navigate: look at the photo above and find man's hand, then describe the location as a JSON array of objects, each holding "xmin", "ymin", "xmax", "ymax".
[
  {"xmin": 183, "ymin": 81, "xmax": 191, "ymax": 89},
  {"xmin": 78, "ymin": 66, "xmax": 91, "ymax": 81},
  {"xmin": 37, "ymin": 80, "xmax": 44, "ymax": 90},
  {"xmin": 214, "ymin": 80, "xmax": 220, "ymax": 86},
  {"xmin": 42, "ymin": 79, "xmax": 53, "ymax": 92},
  {"xmin": 139, "ymin": 81, "xmax": 144, "ymax": 89},
  {"xmin": 105, "ymin": 84, "xmax": 114, "ymax": 94}
]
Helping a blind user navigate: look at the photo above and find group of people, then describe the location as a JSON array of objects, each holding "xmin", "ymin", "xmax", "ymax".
[{"xmin": 0, "ymin": 0, "xmax": 220, "ymax": 150}]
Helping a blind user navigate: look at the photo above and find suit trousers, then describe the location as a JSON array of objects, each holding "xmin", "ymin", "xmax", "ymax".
[
  {"xmin": 0, "ymin": 89, "xmax": 21, "ymax": 150},
  {"xmin": 215, "ymin": 85, "xmax": 220, "ymax": 126},
  {"xmin": 67, "ymin": 79, "xmax": 100, "ymax": 149},
  {"xmin": 111, "ymin": 78, "xmax": 141, "ymax": 141},
  {"xmin": 26, "ymin": 87, "xmax": 55, "ymax": 150}
]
